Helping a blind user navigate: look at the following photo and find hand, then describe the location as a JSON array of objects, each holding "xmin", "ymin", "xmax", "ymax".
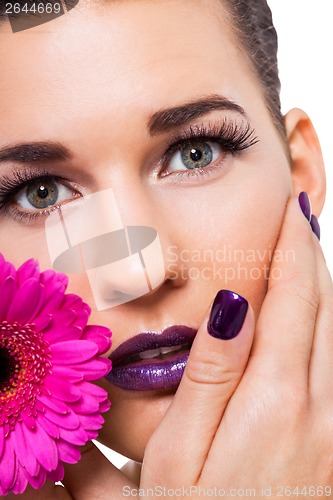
[
  {"xmin": 8, "ymin": 195, "xmax": 333, "ymax": 499},
  {"xmin": 141, "ymin": 196, "xmax": 333, "ymax": 495}
]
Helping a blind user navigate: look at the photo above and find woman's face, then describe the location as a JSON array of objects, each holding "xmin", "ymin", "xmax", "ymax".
[{"xmin": 0, "ymin": 0, "xmax": 292, "ymax": 460}]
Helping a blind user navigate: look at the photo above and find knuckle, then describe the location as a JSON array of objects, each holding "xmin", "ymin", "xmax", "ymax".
[
  {"xmin": 185, "ymin": 350, "xmax": 241, "ymax": 387},
  {"xmin": 283, "ymin": 273, "xmax": 319, "ymax": 314}
]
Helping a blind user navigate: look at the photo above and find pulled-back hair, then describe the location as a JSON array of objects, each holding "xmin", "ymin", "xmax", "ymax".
[
  {"xmin": 224, "ymin": 0, "xmax": 285, "ymax": 136},
  {"xmin": 0, "ymin": 0, "xmax": 285, "ymax": 136}
]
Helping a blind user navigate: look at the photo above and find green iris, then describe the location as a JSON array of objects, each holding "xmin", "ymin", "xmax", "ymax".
[
  {"xmin": 26, "ymin": 180, "xmax": 59, "ymax": 209},
  {"xmin": 181, "ymin": 141, "xmax": 213, "ymax": 170}
]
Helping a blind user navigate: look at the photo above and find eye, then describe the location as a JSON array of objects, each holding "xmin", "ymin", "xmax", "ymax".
[
  {"xmin": 167, "ymin": 141, "xmax": 223, "ymax": 173},
  {"xmin": 14, "ymin": 178, "xmax": 76, "ymax": 211}
]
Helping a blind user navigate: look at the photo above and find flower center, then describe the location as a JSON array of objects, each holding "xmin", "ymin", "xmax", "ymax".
[
  {"xmin": 0, "ymin": 321, "xmax": 52, "ymax": 429},
  {"xmin": 0, "ymin": 345, "xmax": 19, "ymax": 393}
]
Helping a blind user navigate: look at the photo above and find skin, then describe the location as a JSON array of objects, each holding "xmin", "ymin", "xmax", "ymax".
[{"xmin": 0, "ymin": 0, "xmax": 331, "ymax": 497}]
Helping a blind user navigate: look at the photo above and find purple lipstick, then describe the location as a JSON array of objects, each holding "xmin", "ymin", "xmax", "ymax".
[{"xmin": 106, "ymin": 326, "xmax": 197, "ymax": 391}]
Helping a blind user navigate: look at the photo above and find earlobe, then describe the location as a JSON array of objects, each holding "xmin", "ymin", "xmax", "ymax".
[{"xmin": 284, "ymin": 108, "xmax": 326, "ymax": 216}]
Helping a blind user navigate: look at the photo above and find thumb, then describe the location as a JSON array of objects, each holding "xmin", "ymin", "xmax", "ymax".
[{"xmin": 142, "ymin": 290, "xmax": 254, "ymax": 487}]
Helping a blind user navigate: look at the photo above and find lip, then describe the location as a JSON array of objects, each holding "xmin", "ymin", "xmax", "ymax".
[{"xmin": 106, "ymin": 325, "xmax": 197, "ymax": 391}]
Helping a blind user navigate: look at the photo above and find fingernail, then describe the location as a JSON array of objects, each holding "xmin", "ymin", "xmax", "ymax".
[
  {"xmin": 310, "ymin": 215, "xmax": 321, "ymax": 240},
  {"xmin": 298, "ymin": 192, "xmax": 312, "ymax": 222},
  {"xmin": 208, "ymin": 290, "xmax": 248, "ymax": 340}
]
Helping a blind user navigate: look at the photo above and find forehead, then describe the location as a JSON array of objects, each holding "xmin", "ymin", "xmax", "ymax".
[{"xmin": 0, "ymin": 0, "xmax": 259, "ymax": 142}]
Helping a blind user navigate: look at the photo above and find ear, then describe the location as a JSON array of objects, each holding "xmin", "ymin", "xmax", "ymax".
[{"xmin": 284, "ymin": 108, "xmax": 326, "ymax": 217}]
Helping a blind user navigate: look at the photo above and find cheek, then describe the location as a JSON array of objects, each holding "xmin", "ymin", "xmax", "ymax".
[
  {"xmin": 0, "ymin": 220, "xmax": 52, "ymax": 269},
  {"xmin": 161, "ymin": 159, "xmax": 291, "ymax": 317}
]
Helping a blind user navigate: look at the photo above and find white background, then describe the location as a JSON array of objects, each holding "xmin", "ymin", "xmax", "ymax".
[
  {"xmin": 97, "ymin": 1, "xmax": 333, "ymax": 469},
  {"xmin": 268, "ymin": 0, "xmax": 333, "ymax": 273}
]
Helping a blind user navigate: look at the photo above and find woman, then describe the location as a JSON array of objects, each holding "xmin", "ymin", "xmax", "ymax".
[{"xmin": 1, "ymin": 0, "xmax": 332, "ymax": 497}]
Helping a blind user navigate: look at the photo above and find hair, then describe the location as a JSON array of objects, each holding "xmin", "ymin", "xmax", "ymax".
[
  {"xmin": 0, "ymin": 0, "xmax": 285, "ymax": 137},
  {"xmin": 223, "ymin": 0, "xmax": 285, "ymax": 138}
]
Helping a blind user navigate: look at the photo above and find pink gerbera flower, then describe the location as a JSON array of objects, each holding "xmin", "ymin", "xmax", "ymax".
[{"xmin": 0, "ymin": 254, "xmax": 111, "ymax": 496}]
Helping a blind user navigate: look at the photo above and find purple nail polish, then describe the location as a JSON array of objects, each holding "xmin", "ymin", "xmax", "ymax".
[
  {"xmin": 298, "ymin": 192, "xmax": 312, "ymax": 222},
  {"xmin": 310, "ymin": 215, "xmax": 321, "ymax": 240},
  {"xmin": 208, "ymin": 290, "xmax": 248, "ymax": 340}
]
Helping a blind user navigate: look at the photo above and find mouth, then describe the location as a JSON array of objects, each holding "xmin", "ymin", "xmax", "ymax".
[{"xmin": 106, "ymin": 325, "xmax": 197, "ymax": 391}]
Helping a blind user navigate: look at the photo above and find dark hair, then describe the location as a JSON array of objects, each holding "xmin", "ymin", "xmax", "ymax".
[
  {"xmin": 0, "ymin": 0, "xmax": 285, "ymax": 136},
  {"xmin": 224, "ymin": 0, "xmax": 285, "ymax": 137}
]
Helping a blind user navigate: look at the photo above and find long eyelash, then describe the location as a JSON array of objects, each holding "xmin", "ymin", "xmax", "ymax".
[
  {"xmin": 0, "ymin": 168, "xmax": 55, "ymax": 209},
  {"xmin": 0, "ymin": 168, "xmax": 70, "ymax": 222},
  {"xmin": 162, "ymin": 119, "xmax": 259, "ymax": 172}
]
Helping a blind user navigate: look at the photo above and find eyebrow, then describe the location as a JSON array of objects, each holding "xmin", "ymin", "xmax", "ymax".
[
  {"xmin": 0, "ymin": 96, "xmax": 245, "ymax": 165},
  {"xmin": 147, "ymin": 94, "xmax": 246, "ymax": 136},
  {"xmin": 0, "ymin": 141, "xmax": 72, "ymax": 165}
]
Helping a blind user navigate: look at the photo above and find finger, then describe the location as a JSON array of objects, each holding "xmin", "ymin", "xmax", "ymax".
[
  {"xmin": 308, "ymin": 233, "xmax": 333, "ymax": 397},
  {"xmin": 142, "ymin": 290, "xmax": 254, "ymax": 486},
  {"xmin": 247, "ymin": 195, "xmax": 319, "ymax": 385},
  {"xmin": 62, "ymin": 441, "xmax": 135, "ymax": 500}
]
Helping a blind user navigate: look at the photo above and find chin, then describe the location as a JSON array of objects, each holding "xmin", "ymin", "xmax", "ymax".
[{"xmin": 97, "ymin": 380, "xmax": 175, "ymax": 462}]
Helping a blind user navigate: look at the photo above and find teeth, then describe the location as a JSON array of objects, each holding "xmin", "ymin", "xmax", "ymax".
[
  {"xmin": 160, "ymin": 345, "xmax": 183, "ymax": 355},
  {"xmin": 138, "ymin": 344, "xmax": 185, "ymax": 360},
  {"xmin": 138, "ymin": 349, "xmax": 161, "ymax": 360}
]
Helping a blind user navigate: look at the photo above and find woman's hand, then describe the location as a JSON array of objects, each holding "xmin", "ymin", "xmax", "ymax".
[
  {"xmin": 8, "ymin": 194, "xmax": 333, "ymax": 499},
  {"xmin": 141, "ymin": 195, "xmax": 333, "ymax": 495}
]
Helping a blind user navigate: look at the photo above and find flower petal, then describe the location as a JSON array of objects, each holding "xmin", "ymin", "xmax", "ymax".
[
  {"xmin": 0, "ymin": 259, "xmax": 15, "ymax": 284},
  {"xmin": 11, "ymin": 422, "xmax": 39, "ymax": 477},
  {"xmin": 99, "ymin": 399, "xmax": 111, "ymax": 413},
  {"xmin": 38, "ymin": 394, "xmax": 69, "ymax": 415},
  {"xmin": 77, "ymin": 358, "xmax": 111, "ymax": 380},
  {"xmin": 28, "ymin": 468, "xmax": 47, "ymax": 489},
  {"xmin": 58, "ymin": 426, "xmax": 88, "ymax": 446},
  {"xmin": 44, "ymin": 407, "xmax": 80, "ymax": 430},
  {"xmin": 43, "ymin": 377, "xmax": 82, "ymax": 403},
  {"xmin": 20, "ymin": 412, "xmax": 37, "ymax": 431},
  {"xmin": 51, "ymin": 309, "xmax": 76, "ymax": 326},
  {"xmin": 79, "ymin": 380, "xmax": 109, "ymax": 401},
  {"xmin": 40, "ymin": 268, "xmax": 68, "ymax": 289},
  {"xmin": 50, "ymin": 340, "xmax": 98, "ymax": 364},
  {"xmin": 82, "ymin": 325, "xmax": 112, "ymax": 354},
  {"xmin": 44, "ymin": 381, "xmax": 80, "ymax": 403},
  {"xmin": 78, "ymin": 413, "xmax": 104, "ymax": 430},
  {"xmin": 7, "ymin": 278, "xmax": 43, "ymax": 324},
  {"xmin": 42, "ymin": 282, "xmax": 66, "ymax": 314},
  {"xmin": 23, "ymin": 424, "xmax": 58, "ymax": 472},
  {"xmin": 0, "ymin": 425, "xmax": 4, "ymax": 461},
  {"xmin": 11, "ymin": 464, "xmax": 29, "ymax": 495},
  {"xmin": 57, "ymin": 440, "xmax": 81, "ymax": 464},
  {"xmin": 0, "ymin": 276, "xmax": 16, "ymax": 320},
  {"xmin": 16, "ymin": 258, "xmax": 39, "ymax": 285},
  {"xmin": 50, "ymin": 364, "xmax": 84, "ymax": 382},
  {"xmin": 44, "ymin": 325, "xmax": 82, "ymax": 344},
  {"xmin": 0, "ymin": 437, "xmax": 17, "ymax": 492},
  {"xmin": 47, "ymin": 463, "xmax": 64, "ymax": 482},
  {"xmin": 37, "ymin": 414, "xmax": 60, "ymax": 439},
  {"xmin": 31, "ymin": 312, "xmax": 52, "ymax": 332},
  {"xmin": 71, "ymin": 308, "xmax": 90, "ymax": 329},
  {"xmin": 70, "ymin": 394, "xmax": 100, "ymax": 414}
]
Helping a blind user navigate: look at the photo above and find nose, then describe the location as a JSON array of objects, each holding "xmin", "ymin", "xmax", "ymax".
[
  {"xmin": 45, "ymin": 189, "xmax": 166, "ymax": 310},
  {"xmin": 85, "ymin": 225, "xmax": 166, "ymax": 309}
]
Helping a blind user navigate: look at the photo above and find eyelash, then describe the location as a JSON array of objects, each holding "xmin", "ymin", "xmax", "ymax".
[
  {"xmin": 160, "ymin": 119, "xmax": 259, "ymax": 178},
  {"xmin": 0, "ymin": 169, "xmax": 78, "ymax": 223},
  {"xmin": 0, "ymin": 120, "xmax": 258, "ymax": 224}
]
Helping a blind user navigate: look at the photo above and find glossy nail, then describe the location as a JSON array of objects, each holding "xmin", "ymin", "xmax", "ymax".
[
  {"xmin": 208, "ymin": 290, "xmax": 248, "ymax": 340},
  {"xmin": 298, "ymin": 192, "xmax": 312, "ymax": 222},
  {"xmin": 310, "ymin": 215, "xmax": 321, "ymax": 240}
]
